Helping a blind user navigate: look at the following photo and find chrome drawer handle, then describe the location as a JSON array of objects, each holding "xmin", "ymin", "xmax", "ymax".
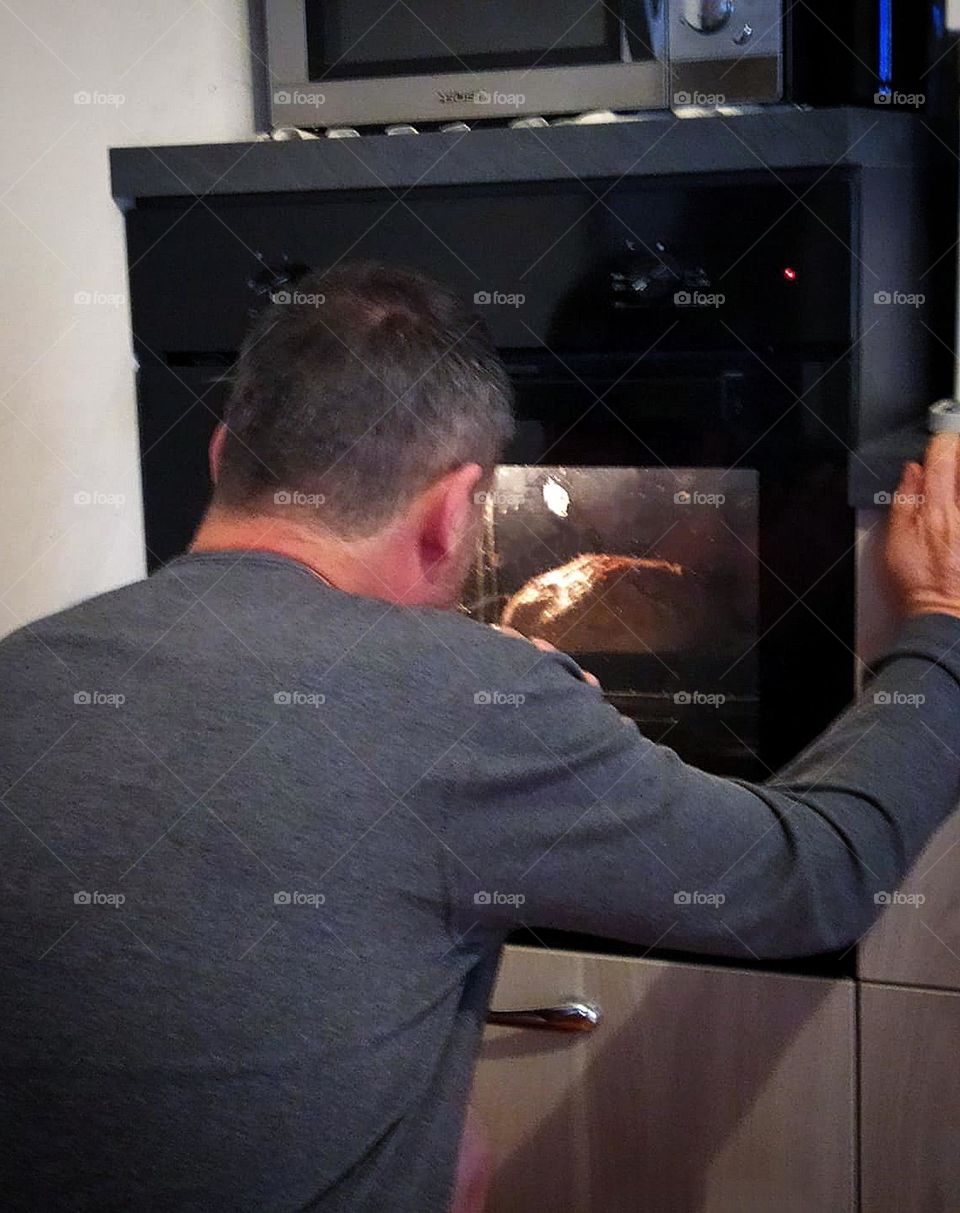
[{"xmin": 487, "ymin": 1000, "xmax": 601, "ymax": 1033}]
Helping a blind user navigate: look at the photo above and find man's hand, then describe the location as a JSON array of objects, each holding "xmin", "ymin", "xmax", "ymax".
[
  {"xmin": 492, "ymin": 625, "xmax": 601, "ymax": 687},
  {"xmin": 887, "ymin": 433, "xmax": 960, "ymax": 621}
]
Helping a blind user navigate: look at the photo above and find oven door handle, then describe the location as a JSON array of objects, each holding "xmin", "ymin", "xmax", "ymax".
[{"xmin": 486, "ymin": 1000, "xmax": 601, "ymax": 1033}]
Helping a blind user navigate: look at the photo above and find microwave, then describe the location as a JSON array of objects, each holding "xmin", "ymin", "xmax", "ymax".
[{"xmin": 262, "ymin": 0, "xmax": 951, "ymax": 130}]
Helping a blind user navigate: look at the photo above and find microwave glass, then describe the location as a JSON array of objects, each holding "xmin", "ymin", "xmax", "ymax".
[{"xmin": 303, "ymin": 0, "xmax": 632, "ymax": 79}]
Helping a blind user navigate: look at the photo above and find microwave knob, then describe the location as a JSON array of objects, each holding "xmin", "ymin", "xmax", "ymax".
[
  {"xmin": 681, "ymin": 0, "xmax": 733, "ymax": 33},
  {"xmin": 732, "ymin": 23, "xmax": 753, "ymax": 45}
]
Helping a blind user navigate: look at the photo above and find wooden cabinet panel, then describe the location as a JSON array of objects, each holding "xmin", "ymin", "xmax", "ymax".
[
  {"xmin": 860, "ymin": 810, "xmax": 960, "ymax": 989},
  {"xmin": 861, "ymin": 983, "xmax": 960, "ymax": 1213},
  {"xmin": 469, "ymin": 946, "xmax": 855, "ymax": 1213}
]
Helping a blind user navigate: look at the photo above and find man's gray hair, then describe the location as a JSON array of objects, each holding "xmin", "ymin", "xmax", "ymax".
[{"xmin": 214, "ymin": 261, "xmax": 515, "ymax": 536}]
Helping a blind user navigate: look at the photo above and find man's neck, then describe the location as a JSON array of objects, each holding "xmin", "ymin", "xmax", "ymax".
[{"xmin": 190, "ymin": 508, "xmax": 433, "ymax": 606}]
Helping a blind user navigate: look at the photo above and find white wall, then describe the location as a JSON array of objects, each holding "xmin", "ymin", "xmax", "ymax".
[{"xmin": 0, "ymin": 0, "xmax": 255, "ymax": 636}]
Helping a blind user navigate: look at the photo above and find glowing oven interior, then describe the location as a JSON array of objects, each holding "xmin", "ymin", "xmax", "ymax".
[{"xmin": 464, "ymin": 466, "xmax": 761, "ymax": 767}]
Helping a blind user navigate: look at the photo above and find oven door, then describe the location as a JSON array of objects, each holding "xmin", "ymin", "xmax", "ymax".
[
  {"xmin": 266, "ymin": 0, "xmax": 669, "ymax": 126},
  {"xmin": 465, "ymin": 350, "xmax": 855, "ymax": 779}
]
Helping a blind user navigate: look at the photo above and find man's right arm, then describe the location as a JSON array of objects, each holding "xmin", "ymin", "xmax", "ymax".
[{"xmin": 441, "ymin": 436, "xmax": 960, "ymax": 959}]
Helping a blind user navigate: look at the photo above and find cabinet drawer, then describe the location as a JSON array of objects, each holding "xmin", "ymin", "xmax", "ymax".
[{"xmin": 470, "ymin": 945, "xmax": 855, "ymax": 1213}]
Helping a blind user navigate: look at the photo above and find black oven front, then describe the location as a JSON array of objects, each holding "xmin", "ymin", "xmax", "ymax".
[{"xmin": 466, "ymin": 346, "xmax": 855, "ymax": 781}]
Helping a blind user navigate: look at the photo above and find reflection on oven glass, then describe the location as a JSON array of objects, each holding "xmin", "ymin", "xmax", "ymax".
[{"xmin": 465, "ymin": 465, "xmax": 759, "ymax": 706}]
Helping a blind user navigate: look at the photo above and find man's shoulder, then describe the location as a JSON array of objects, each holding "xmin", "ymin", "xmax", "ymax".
[{"xmin": 0, "ymin": 575, "xmax": 154, "ymax": 657}]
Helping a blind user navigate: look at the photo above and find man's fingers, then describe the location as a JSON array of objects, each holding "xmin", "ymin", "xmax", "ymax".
[
  {"xmin": 890, "ymin": 462, "xmax": 923, "ymax": 522},
  {"xmin": 922, "ymin": 433, "xmax": 960, "ymax": 511},
  {"xmin": 492, "ymin": 625, "xmax": 557, "ymax": 653}
]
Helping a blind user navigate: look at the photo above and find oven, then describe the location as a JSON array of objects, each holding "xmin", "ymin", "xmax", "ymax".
[{"xmin": 129, "ymin": 163, "xmax": 953, "ymax": 787}]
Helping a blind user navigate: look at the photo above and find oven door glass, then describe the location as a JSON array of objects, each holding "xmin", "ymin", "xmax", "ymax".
[
  {"xmin": 303, "ymin": 0, "xmax": 637, "ymax": 79},
  {"xmin": 466, "ymin": 465, "xmax": 759, "ymax": 772}
]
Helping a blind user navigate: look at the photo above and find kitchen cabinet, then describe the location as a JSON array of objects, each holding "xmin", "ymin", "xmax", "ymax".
[
  {"xmin": 469, "ymin": 946, "xmax": 855, "ymax": 1213},
  {"xmin": 860, "ymin": 810, "xmax": 960, "ymax": 990},
  {"xmin": 861, "ymin": 983, "xmax": 960, "ymax": 1213}
]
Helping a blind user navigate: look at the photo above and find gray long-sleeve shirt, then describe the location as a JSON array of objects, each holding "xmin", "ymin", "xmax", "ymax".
[{"xmin": 1, "ymin": 550, "xmax": 959, "ymax": 1210}]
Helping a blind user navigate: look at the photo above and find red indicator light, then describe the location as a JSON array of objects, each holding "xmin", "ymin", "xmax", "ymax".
[{"xmin": 783, "ymin": 267, "xmax": 798, "ymax": 282}]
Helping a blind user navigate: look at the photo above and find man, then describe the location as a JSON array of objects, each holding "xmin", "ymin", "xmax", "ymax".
[{"xmin": 1, "ymin": 261, "xmax": 959, "ymax": 1211}]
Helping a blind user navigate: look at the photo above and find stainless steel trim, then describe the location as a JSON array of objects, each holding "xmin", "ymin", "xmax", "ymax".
[
  {"xmin": 929, "ymin": 399, "xmax": 960, "ymax": 433},
  {"xmin": 487, "ymin": 1000, "xmax": 602, "ymax": 1033},
  {"xmin": 671, "ymin": 0, "xmax": 780, "ymax": 62},
  {"xmin": 265, "ymin": 0, "xmax": 310, "ymax": 84},
  {"xmin": 270, "ymin": 60, "xmax": 668, "ymax": 128}
]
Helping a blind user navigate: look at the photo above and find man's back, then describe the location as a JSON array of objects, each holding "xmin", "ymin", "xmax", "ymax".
[
  {"xmin": 0, "ymin": 551, "xmax": 514, "ymax": 1211},
  {"xmin": 5, "ymin": 548, "xmax": 960, "ymax": 1211}
]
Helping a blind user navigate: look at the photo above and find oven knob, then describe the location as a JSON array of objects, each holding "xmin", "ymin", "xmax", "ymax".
[
  {"xmin": 732, "ymin": 23, "xmax": 753, "ymax": 45},
  {"xmin": 681, "ymin": 0, "xmax": 734, "ymax": 33}
]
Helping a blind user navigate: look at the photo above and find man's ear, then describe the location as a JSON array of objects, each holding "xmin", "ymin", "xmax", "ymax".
[
  {"xmin": 419, "ymin": 463, "xmax": 485, "ymax": 569},
  {"xmin": 208, "ymin": 424, "xmax": 228, "ymax": 485}
]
